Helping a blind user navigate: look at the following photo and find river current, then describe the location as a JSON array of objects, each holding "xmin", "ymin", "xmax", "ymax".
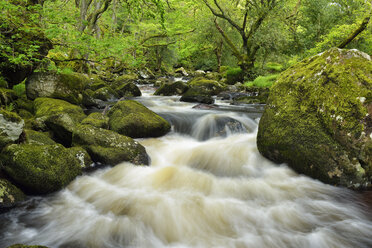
[{"xmin": 0, "ymin": 86, "xmax": 371, "ymax": 248}]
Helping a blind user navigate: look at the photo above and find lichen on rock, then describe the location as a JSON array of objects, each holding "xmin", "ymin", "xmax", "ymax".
[{"xmin": 257, "ymin": 48, "xmax": 372, "ymax": 189}]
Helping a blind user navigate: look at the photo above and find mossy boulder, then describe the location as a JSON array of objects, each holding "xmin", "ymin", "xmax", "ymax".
[
  {"xmin": 232, "ymin": 87, "xmax": 270, "ymax": 105},
  {"xmin": 154, "ymin": 77, "xmax": 173, "ymax": 87},
  {"xmin": 225, "ymin": 67, "xmax": 244, "ymax": 85},
  {"xmin": 23, "ymin": 129, "xmax": 56, "ymax": 146},
  {"xmin": 68, "ymin": 147, "xmax": 93, "ymax": 169},
  {"xmin": 0, "ymin": 110, "xmax": 24, "ymax": 150},
  {"xmin": 180, "ymin": 77, "xmax": 225, "ymax": 104},
  {"xmin": 116, "ymin": 82, "xmax": 141, "ymax": 98},
  {"xmin": 257, "ymin": 48, "xmax": 372, "ymax": 189},
  {"xmin": 26, "ymin": 72, "xmax": 89, "ymax": 105},
  {"xmin": 81, "ymin": 112, "xmax": 109, "ymax": 129},
  {"xmin": 33, "ymin": 97, "xmax": 86, "ymax": 121},
  {"xmin": 14, "ymin": 97, "xmax": 34, "ymax": 113},
  {"xmin": 108, "ymin": 100, "xmax": 171, "ymax": 138},
  {"xmin": 112, "ymin": 74, "xmax": 138, "ymax": 89},
  {"xmin": 0, "ymin": 178, "xmax": 25, "ymax": 209},
  {"xmin": 154, "ymin": 81, "xmax": 189, "ymax": 96},
  {"xmin": 33, "ymin": 98, "xmax": 86, "ymax": 146},
  {"xmin": 92, "ymin": 86, "xmax": 118, "ymax": 101},
  {"xmin": 1, "ymin": 144, "xmax": 82, "ymax": 194},
  {"xmin": 72, "ymin": 124, "xmax": 149, "ymax": 165}
]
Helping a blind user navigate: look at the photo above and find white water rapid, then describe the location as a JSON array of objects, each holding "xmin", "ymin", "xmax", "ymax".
[{"xmin": 0, "ymin": 89, "xmax": 372, "ymax": 248}]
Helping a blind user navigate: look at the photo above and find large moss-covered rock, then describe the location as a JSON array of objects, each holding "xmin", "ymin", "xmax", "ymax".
[
  {"xmin": 112, "ymin": 74, "xmax": 138, "ymax": 89},
  {"xmin": 68, "ymin": 147, "xmax": 93, "ymax": 169},
  {"xmin": 72, "ymin": 124, "xmax": 149, "ymax": 165},
  {"xmin": 116, "ymin": 82, "xmax": 141, "ymax": 97},
  {"xmin": 108, "ymin": 100, "xmax": 170, "ymax": 138},
  {"xmin": 180, "ymin": 78, "xmax": 226, "ymax": 104},
  {"xmin": 0, "ymin": 178, "xmax": 25, "ymax": 209},
  {"xmin": 81, "ymin": 112, "xmax": 109, "ymax": 129},
  {"xmin": 0, "ymin": 110, "xmax": 24, "ymax": 150},
  {"xmin": 1, "ymin": 144, "xmax": 82, "ymax": 194},
  {"xmin": 154, "ymin": 81, "xmax": 189, "ymax": 96},
  {"xmin": 257, "ymin": 48, "xmax": 372, "ymax": 189},
  {"xmin": 33, "ymin": 97, "xmax": 85, "ymax": 121},
  {"xmin": 33, "ymin": 98, "xmax": 86, "ymax": 146},
  {"xmin": 26, "ymin": 72, "xmax": 89, "ymax": 104},
  {"xmin": 92, "ymin": 86, "xmax": 118, "ymax": 101},
  {"xmin": 23, "ymin": 129, "xmax": 56, "ymax": 146}
]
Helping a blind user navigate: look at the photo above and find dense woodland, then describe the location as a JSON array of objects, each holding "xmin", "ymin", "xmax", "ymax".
[{"xmin": 1, "ymin": 0, "xmax": 371, "ymax": 85}]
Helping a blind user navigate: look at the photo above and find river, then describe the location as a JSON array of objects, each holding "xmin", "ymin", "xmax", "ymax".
[{"xmin": 0, "ymin": 85, "xmax": 372, "ymax": 248}]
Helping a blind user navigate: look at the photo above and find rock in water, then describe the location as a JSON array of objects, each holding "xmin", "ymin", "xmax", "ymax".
[
  {"xmin": 1, "ymin": 144, "xmax": 82, "ymax": 194},
  {"xmin": 257, "ymin": 48, "xmax": 372, "ymax": 189},
  {"xmin": 0, "ymin": 178, "xmax": 25, "ymax": 209},
  {"xmin": 108, "ymin": 100, "xmax": 170, "ymax": 138},
  {"xmin": 72, "ymin": 124, "xmax": 149, "ymax": 165}
]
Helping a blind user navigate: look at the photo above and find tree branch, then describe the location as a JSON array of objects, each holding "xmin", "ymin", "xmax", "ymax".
[
  {"xmin": 214, "ymin": 19, "xmax": 243, "ymax": 61},
  {"xmin": 338, "ymin": 12, "xmax": 371, "ymax": 48}
]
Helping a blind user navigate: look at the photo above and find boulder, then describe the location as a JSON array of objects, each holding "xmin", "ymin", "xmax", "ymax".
[
  {"xmin": 26, "ymin": 72, "xmax": 89, "ymax": 104},
  {"xmin": 72, "ymin": 124, "xmax": 149, "ymax": 165},
  {"xmin": 116, "ymin": 82, "xmax": 141, "ymax": 98},
  {"xmin": 154, "ymin": 81, "xmax": 189, "ymax": 96},
  {"xmin": 1, "ymin": 144, "xmax": 82, "ymax": 194},
  {"xmin": 0, "ymin": 110, "xmax": 24, "ymax": 150},
  {"xmin": 68, "ymin": 147, "xmax": 93, "ymax": 169},
  {"xmin": 175, "ymin": 67, "xmax": 189, "ymax": 76},
  {"xmin": 0, "ymin": 178, "xmax": 25, "ymax": 209},
  {"xmin": 108, "ymin": 100, "xmax": 171, "ymax": 138},
  {"xmin": 92, "ymin": 86, "xmax": 118, "ymax": 101},
  {"xmin": 81, "ymin": 112, "xmax": 109, "ymax": 129},
  {"xmin": 33, "ymin": 98, "xmax": 86, "ymax": 146},
  {"xmin": 257, "ymin": 48, "xmax": 372, "ymax": 189},
  {"xmin": 112, "ymin": 74, "xmax": 138, "ymax": 89},
  {"xmin": 180, "ymin": 77, "xmax": 225, "ymax": 104},
  {"xmin": 23, "ymin": 130, "xmax": 56, "ymax": 146},
  {"xmin": 154, "ymin": 77, "xmax": 173, "ymax": 87}
]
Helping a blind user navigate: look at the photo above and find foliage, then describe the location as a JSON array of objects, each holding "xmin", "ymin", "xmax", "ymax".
[
  {"xmin": 12, "ymin": 82, "xmax": 26, "ymax": 97},
  {"xmin": 245, "ymin": 74, "xmax": 279, "ymax": 88}
]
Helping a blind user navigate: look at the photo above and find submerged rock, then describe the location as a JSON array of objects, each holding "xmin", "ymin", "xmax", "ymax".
[
  {"xmin": 0, "ymin": 178, "xmax": 25, "ymax": 209},
  {"xmin": 108, "ymin": 100, "xmax": 170, "ymax": 138},
  {"xmin": 72, "ymin": 124, "xmax": 149, "ymax": 165},
  {"xmin": 1, "ymin": 144, "xmax": 82, "ymax": 194},
  {"xmin": 0, "ymin": 110, "xmax": 24, "ymax": 150},
  {"xmin": 257, "ymin": 48, "xmax": 372, "ymax": 189},
  {"xmin": 26, "ymin": 72, "xmax": 88, "ymax": 104}
]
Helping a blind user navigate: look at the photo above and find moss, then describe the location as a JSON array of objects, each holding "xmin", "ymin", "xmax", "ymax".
[
  {"xmin": 112, "ymin": 74, "xmax": 138, "ymax": 88},
  {"xmin": 116, "ymin": 82, "xmax": 141, "ymax": 97},
  {"xmin": 33, "ymin": 97, "xmax": 85, "ymax": 122},
  {"xmin": 0, "ymin": 76, "xmax": 8, "ymax": 88},
  {"xmin": 24, "ymin": 129, "xmax": 56, "ymax": 145},
  {"xmin": 225, "ymin": 67, "xmax": 244, "ymax": 85},
  {"xmin": 81, "ymin": 112, "xmax": 109, "ymax": 129},
  {"xmin": 244, "ymin": 74, "xmax": 279, "ymax": 88},
  {"xmin": 17, "ymin": 109, "xmax": 33, "ymax": 119},
  {"xmin": 14, "ymin": 97, "xmax": 34, "ymax": 113},
  {"xmin": 0, "ymin": 109, "xmax": 22, "ymax": 123},
  {"xmin": 154, "ymin": 81, "xmax": 189, "ymax": 96},
  {"xmin": 68, "ymin": 147, "xmax": 93, "ymax": 169},
  {"xmin": 72, "ymin": 124, "xmax": 149, "ymax": 165},
  {"xmin": 1, "ymin": 144, "xmax": 82, "ymax": 194},
  {"xmin": 107, "ymin": 100, "xmax": 170, "ymax": 138},
  {"xmin": 0, "ymin": 178, "xmax": 25, "ymax": 209},
  {"xmin": 257, "ymin": 48, "xmax": 372, "ymax": 189},
  {"xmin": 92, "ymin": 87, "xmax": 118, "ymax": 101},
  {"xmin": 0, "ymin": 88, "xmax": 17, "ymax": 106}
]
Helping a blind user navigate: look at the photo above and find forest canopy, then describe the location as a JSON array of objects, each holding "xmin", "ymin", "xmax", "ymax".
[{"xmin": 0, "ymin": 0, "xmax": 371, "ymax": 79}]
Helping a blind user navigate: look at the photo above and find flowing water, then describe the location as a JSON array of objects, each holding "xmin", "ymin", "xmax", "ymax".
[{"xmin": 1, "ymin": 87, "xmax": 372, "ymax": 248}]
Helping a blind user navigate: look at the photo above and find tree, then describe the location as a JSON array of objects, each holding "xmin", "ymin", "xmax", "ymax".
[{"xmin": 202, "ymin": 0, "xmax": 281, "ymax": 78}]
